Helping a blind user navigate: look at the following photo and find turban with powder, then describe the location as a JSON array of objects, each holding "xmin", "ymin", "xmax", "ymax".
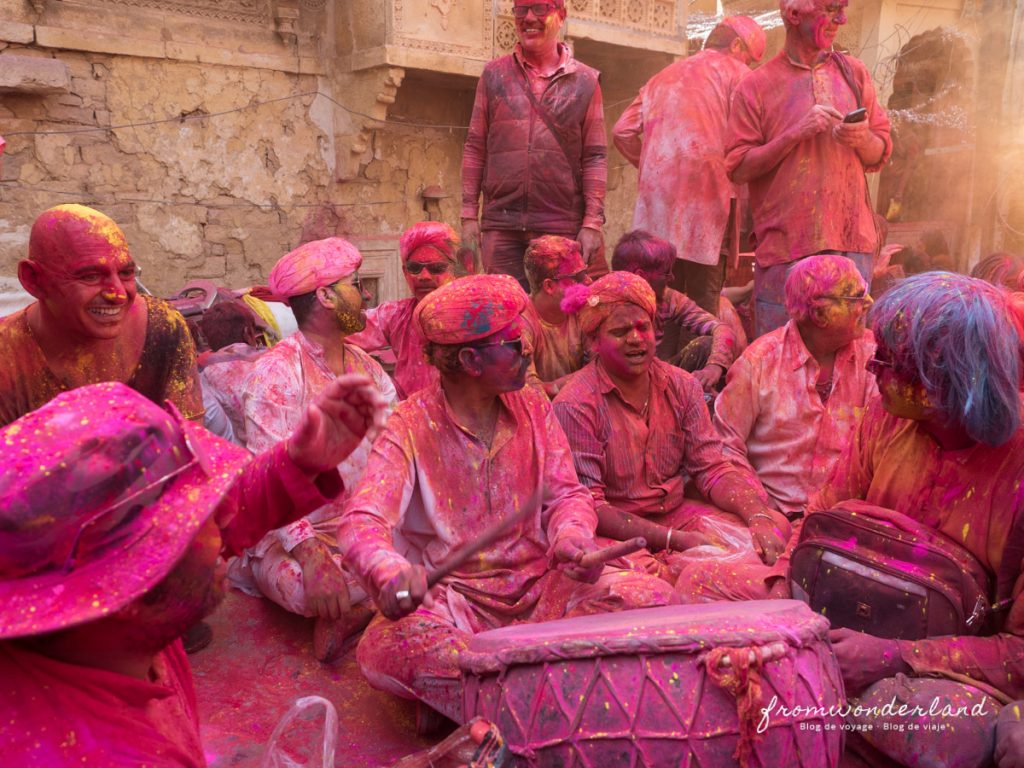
[
  {"xmin": 400, "ymin": 221, "xmax": 460, "ymax": 263},
  {"xmin": 414, "ymin": 274, "xmax": 527, "ymax": 344},
  {"xmin": 561, "ymin": 271, "xmax": 657, "ymax": 336},
  {"xmin": 264, "ymin": 237, "xmax": 362, "ymax": 302}
]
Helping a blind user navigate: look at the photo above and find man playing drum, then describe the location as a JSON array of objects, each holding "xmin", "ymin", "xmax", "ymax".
[{"xmin": 338, "ymin": 274, "xmax": 675, "ymax": 722}]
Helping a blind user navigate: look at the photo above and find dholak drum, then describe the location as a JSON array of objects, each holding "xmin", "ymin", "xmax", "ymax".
[{"xmin": 460, "ymin": 600, "xmax": 844, "ymax": 768}]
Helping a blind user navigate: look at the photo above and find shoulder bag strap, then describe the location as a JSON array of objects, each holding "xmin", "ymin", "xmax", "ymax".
[{"xmin": 512, "ymin": 66, "xmax": 584, "ymax": 191}]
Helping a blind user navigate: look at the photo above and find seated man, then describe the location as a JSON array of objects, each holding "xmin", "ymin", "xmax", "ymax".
[
  {"xmin": 520, "ymin": 235, "xmax": 592, "ymax": 398},
  {"xmin": 0, "ymin": 203, "xmax": 203, "ymax": 427},
  {"xmin": 0, "ymin": 376, "xmax": 386, "ymax": 765},
  {"xmin": 714, "ymin": 254, "xmax": 878, "ymax": 516},
  {"xmin": 198, "ymin": 300, "xmax": 266, "ymax": 446},
  {"xmin": 552, "ymin": 272, "xmax": 788, "ymax": 585},
  {"xmin": 348, "ymin": 221, "xmax": 459, "ymax": 399},
  {"xmin": 339, "ymin": 274, "xmax": 675, "ymax": 722},
  {"xmin": 611, "ymin": 230, "xmax": 735, "ymax": 392},
  {"xmin": 681, "ymin": 273, "xmax": 1024, "ymax": 767},
  {"xmin": 234, "ymin": 237, "xmax": 397, "ymax": 662}
]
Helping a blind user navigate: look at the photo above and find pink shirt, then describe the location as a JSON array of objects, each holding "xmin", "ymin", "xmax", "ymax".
[
  {"xmin": 241, "ymin": 332, "xmax": 396, "ymax": 553},
  {"xmin": 553, "ymin": 358, "xmax": 737, "ymax": 517},
  {"xmin": 808, "ymin": 400, "xmax": 1024, "ymax": 699},
  {"xmin": 725, "ymin": 52, "xmax": 892, "ymax": 267},
  {"xmin": 339, "ymin": 382, "xmax": 596, "ymax": 620},
  {"xmin": 201, "ymin": 354, "xmax": 256, "ymax": 446},
  {"xmin": 347, "ymin": 298, "xmax": 436, "ymax": 400},
  {"xmin": 714, "ymin": 322, "xmax": 877, "ymax": 515},
  {"xmin": 614, "ymin": 49, "xmax": 749, "ymax": 266}
]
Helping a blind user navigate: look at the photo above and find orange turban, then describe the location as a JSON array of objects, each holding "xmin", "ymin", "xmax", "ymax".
[
  {"xmin": 414, "ymin": 274, "xmax": 527, "ymax": 344},
  {"xmin": 561, "ymin": 271, "xmax": 657, "ymax": 336}
]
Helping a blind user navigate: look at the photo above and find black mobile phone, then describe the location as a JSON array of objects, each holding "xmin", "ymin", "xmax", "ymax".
[{"xmin": 843, "ymin": 108, "xmax": 868, "ymax": 124}]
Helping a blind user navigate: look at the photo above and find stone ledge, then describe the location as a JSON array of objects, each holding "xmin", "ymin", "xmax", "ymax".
[
  {"xmin": 0, "ymin": 53, "xmax": 70, "ymax": 93},
  {"xmin": 0, "ymin": 20, "xmax": 35, "ymax": 45}
]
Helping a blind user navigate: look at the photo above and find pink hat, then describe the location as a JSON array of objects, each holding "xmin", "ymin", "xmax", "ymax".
[
  {"xmin": 400, "ymin": 221, "xmax": 460, "ymax": 263},
  {"xmin": 720, "ymin": 15, "xmax": 767, "ymax": 62},
  {"xmin": 0, "ymin": 382, "xmax": 244, "ymax": 640},
  {"xmin": 266, "ymin": 237, "xmax": 363, "ymax": 301},
  {"xmin": 561, "ymin": 271, "xmax": 657, "ymax": 336},
  {"xmin": 414, "ymin": 274, "xmax": 528, "ymax": 344}
]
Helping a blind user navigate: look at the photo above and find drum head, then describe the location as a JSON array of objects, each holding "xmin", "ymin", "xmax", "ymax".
[{"xmin": 461, "ymin": 600, "xmax": 828, "ymax": 674}]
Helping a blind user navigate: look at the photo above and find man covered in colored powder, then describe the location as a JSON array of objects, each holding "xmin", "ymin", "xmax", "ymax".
[
  {"xmin": 0, "ymin": 376, "xmax": 387, "ymax": 765},
  {"xmin": 520, "ymin": 235, "xmax": 592, "ymax": 398},
  {"xmin": 613, "ymin": 16, "xmax": 766, "ymax": 316},
  {"xmin": 612, "ymin": 231, "xmax": 736, "ymax": 392},
  {"xmin": 551, "ymin": 271, "xmax": 786, "ymax": 586},
  {"xmin": 0, "ymin": 204, "xmax": 203, "ymax": 427},
  {"xmin": 347, "ymin": 221, "xmax": 460, "ymax": 400},
  {"xmin": 339, "ymin": 275, "xmax": 675, "ymax": 722},
  {"xmin": 726, "ymin": 0, "xmax": 891, "ymax": 337},
  {"xmin": 233, "ymin": 237, "xmax": 397, "ymax": 662},
  {"xmin": 461, "ymin": 0, "xmax": 607, "ymax": 290},
  {"xmin": 713, "ymin": 254, "xmax": 877, "ymax": 516}
]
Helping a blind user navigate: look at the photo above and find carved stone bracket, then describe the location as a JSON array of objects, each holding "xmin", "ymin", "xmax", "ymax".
[
  {"xmin": 333, "ymin": 66, "xmax": 407, "ymax": 181},
  {"xmin": 274, "ymin": 0, "xmax": 300, "ymax": 45}
]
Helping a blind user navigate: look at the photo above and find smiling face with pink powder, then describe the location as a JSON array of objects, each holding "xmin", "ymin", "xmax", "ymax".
[
  {"xmin": 796, "ymin": 0, "xmax": 847, "ymax": 51},
  {"xmin": 25, "ymin": 204, "xmax": 139, "ymax": 342}
]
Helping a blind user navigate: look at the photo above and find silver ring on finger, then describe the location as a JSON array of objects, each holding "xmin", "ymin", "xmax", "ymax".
[{"xmin": 395, "ymin": 589, "xmax": 410, "ymax": 600}]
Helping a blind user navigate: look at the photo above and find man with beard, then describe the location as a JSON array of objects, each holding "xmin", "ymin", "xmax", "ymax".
[
  {"xmin": 0, "ymin": 376, "xmax": 387, "ymax": 765},
  {"xmin": 726, "ymin": 0, "xmax": 891, "ymax": 337},
  {"xmin": 461, "ymin": 0, "xmax": 607, "ymax": 289},
  {"xmin": 235, "ymin": 238, "xmax": 397, "ymax": 662},
  {"xmin": 0, "ymin": 204, "xmax": 203, "ymax": 427}
]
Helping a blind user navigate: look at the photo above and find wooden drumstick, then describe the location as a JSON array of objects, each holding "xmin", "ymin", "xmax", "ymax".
[
  {"xmin": 426, "ymin": 491, "xmax": 540, "ymax": 588},
  {"xmin": 576, "ymin": 537, "xmax": 647, "ymax": 569}
]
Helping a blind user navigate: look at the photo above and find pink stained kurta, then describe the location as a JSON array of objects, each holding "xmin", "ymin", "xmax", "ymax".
[
  {"xmin": 201, "ymin": 355, "xmax": 256, "ymax": 447},
  {"xmin": 656, "ymin": 287, "xmax": 736, "ymax": 367},
  {"xmin": 807, "ymin": 400, "xmax": 1024, "ymax": 700},
  {"xmin": 613, "ymin": 49, "xmax": 750, "ymax": 266},
  {"xmin": 725, "ymin": 52, "xmax": 892, "ymax": 268},
  {"xmin": 347, "ymin": 298, "xmax": 436, "ymax": 400},
  {"xmin": 0, "ymin": 440, "xmax": 342, "ymax": 766},
  {"xmin": 236, "ymin": 332, "xmax": 396, "ymax": 613},
  {"xmin": 520, "ymin": 302, "xmax": 587, "ymax": 383},
  {"xmin": 713, "ymin": 322, "xmax": 878, "ymax": 515}
]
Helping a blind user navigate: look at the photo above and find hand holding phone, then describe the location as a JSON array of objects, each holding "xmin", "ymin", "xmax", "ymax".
[{"xmin": 843, "ymin": 108, "xmax": 867, "ymax": 124}]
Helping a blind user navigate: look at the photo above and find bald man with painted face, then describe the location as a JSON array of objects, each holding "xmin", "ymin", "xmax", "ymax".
[{"xmin": 0, "ymin": 204, "xmax": 203, "ymax": 427}]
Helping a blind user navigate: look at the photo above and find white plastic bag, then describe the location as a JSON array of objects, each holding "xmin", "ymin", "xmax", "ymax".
[{"xmin": 261, "ymin": 695, "xmax": 338, "ymax": 768}]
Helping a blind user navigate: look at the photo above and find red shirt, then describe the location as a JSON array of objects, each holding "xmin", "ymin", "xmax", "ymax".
[{"xmin": 725, "ymin": 52, "xmax": 892, "ymax": 267}]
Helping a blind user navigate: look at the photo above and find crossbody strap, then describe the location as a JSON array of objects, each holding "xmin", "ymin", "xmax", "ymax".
[{"xmin": 513, "ymin": 67, "xmax": 584, "ymax": 191}]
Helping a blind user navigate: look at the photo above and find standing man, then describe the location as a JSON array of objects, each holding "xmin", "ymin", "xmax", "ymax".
[
  {"xmin": 726, "ymin": 0, "xmax": 892, "ymax": 337},
  {"xmin": 613, "ymin": 16, "xmax": 766, "ymax": 316},
  {"xmin": 461, "ymin": 0, "xmax": 607, "ymax": 290}
]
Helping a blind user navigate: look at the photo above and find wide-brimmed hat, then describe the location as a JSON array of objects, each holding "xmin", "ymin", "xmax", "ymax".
[{"xmin": 0, "ymin": 382, "xmax": 244, "ymax": 639}]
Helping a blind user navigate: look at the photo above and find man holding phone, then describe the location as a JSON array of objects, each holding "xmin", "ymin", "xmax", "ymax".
[{"xmin": 725, "ymin": 0, "xmax": 891, "ymax": 337}]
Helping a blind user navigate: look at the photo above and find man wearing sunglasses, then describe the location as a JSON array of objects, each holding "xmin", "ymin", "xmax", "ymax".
[
  {"xmin": 0, "ymin": 376, "xmax": 387, "ymax": 765},
  {"xmin": 340, "ymin": 275, "xmax": 673, "ymax": 723},
  {"xmin": 236, "ymin": 237, "xmax": 397, "ymax": 662},
  {"xmin": 461, "ymin": 0, "xmax": 607, "ymax": 291},
  {"xmin": 613, "ymin": 16, "xmax": 766, "ymax": 317},
  {"xmin": 0, "ymin": 204, "xmax": 204, "ymax": 428},
  {"xmin": 520, "ymin": 235, "xmax": 591, "ymax": 397},
  {"xmin": 348, "ymin": 221, "xmax": 460, "ymax": 399}
]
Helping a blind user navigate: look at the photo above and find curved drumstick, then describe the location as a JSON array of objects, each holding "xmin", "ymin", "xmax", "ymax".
[{"xmin": 576, "ymin": 537, "xmax": 647, "ymax": 569}]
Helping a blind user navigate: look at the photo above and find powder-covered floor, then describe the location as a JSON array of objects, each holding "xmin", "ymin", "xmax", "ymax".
[{"xmin": 192, "ymin": 588, "xmax": 436, "ymax": 767}]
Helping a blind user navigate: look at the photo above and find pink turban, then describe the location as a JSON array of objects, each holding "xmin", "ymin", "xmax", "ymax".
[
  {"xmin": 400, "ymin": 221, "xmax": 460, "ymax": 263},
  {"xmin": 561, "ymin": 271, "xmax": 657, "ymax": 336},
  {"xmin": 720, "ymin": 15, "xmax": 766, "ymax": 62},
  {"xmin": 414, "ymin": 274, "xmax": 528, "ymax": 344},
  {"xmin": 266, "ymin": 237, "xmax": 362, "ymax": 301}
]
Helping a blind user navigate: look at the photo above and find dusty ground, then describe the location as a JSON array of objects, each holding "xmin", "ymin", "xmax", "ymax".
[{"xmin": 192, "ymin": 588, "xmax": 435, "ymax": 767}]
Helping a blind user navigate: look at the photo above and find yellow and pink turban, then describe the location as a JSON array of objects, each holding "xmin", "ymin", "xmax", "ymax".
[
  {"xmin": 561, "ymin": 271, "xmax": 657, "ymax": 336},
  {"xmin": 414, "ymin": 274, "xmax": 528, "ymax": 344},
  {"xmin": 265, "ymin": 237, "xmax": 362, "ymax": 302},
  {"xmin": 400, "ymin": 221, "xmax": 460, "ymax": 263}
]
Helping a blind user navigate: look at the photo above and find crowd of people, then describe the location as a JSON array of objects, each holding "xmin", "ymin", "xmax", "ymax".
[{"xmin": 2, "ymin": 0, "xmax": 1024, "ymax": 767}]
